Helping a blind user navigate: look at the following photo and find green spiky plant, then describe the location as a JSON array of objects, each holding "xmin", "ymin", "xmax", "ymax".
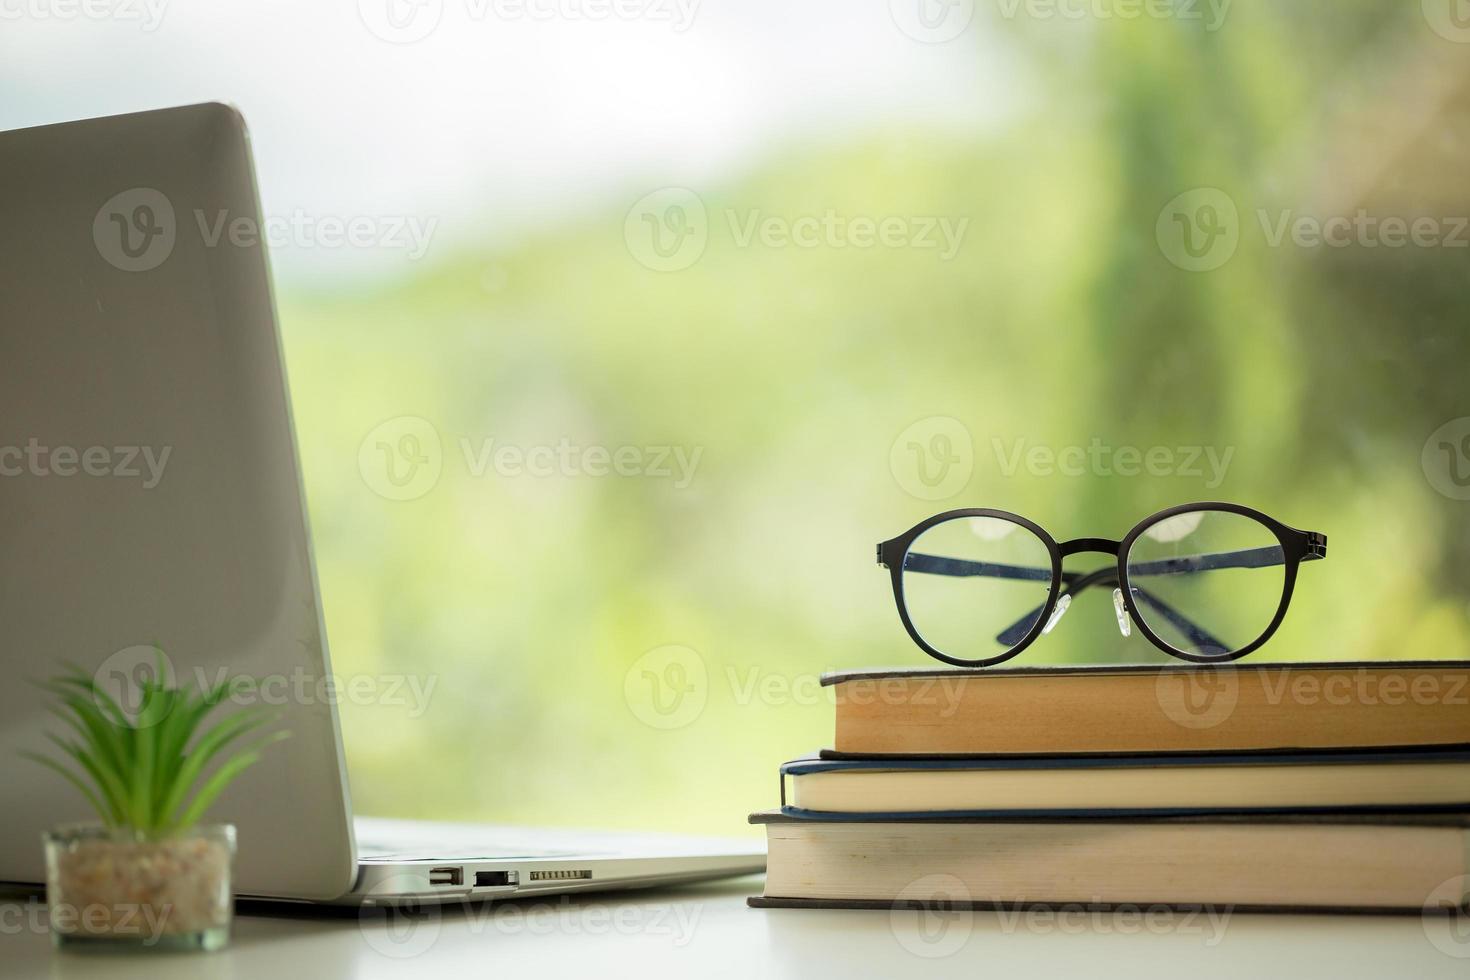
[{"xmin": 24, "ymin": 652, "xmax": 288, "ymax": 835}]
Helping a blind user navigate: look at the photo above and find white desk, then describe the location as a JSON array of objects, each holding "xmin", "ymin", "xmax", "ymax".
[{"xmin": 2, "ymin": 878, "xmax": 1466, "ymax": 979}]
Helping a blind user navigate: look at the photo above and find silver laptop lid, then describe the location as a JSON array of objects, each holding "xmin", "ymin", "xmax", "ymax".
[{"xmin": 0, "ymin": 103, "xmax": 356, "ymax": 900}]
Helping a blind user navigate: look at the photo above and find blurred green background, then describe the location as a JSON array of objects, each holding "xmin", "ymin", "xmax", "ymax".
[{"xmin": 255, "ymin": 4, "xmax": 1470, "ymax": 837}]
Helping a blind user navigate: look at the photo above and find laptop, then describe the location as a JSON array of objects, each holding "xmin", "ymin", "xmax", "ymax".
[{"xmin": 0, "ymin": 103, "xmax": 763, "ymax": 904}]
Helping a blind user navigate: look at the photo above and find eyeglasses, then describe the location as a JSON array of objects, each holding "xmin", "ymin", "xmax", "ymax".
[{"xmin": 877, "ymin": 503, "xmax": 1327, "ymax": 667}]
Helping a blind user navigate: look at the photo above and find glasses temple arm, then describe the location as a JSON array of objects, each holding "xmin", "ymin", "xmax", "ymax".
[
  {"xmin": 897, "ymin": 552, "xmax": 1053, "ymax": 582},
  {"xmin": 898, "ymin": 532, "xmax": 1325, "ymax": 654},
  {"xmin": 903, "ymin": 542, "xmax": 1301, "ymax": 584},
  {"xmin": 902, "ymin": 544, "xmax": 1308, "ymax": 652},
  {"xmin": 1125, "ymin": 543, "xmax": 1303, "ymax": 577},
  {"xmin": 1126, "ymin": 586, "xmax": 1232, "ymax": 654},
  {"xmin": 993, "ymin": 570, "xmax": 1230, "ymax": 652}
]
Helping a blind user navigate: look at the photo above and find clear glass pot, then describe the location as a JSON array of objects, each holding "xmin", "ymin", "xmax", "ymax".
[{"xmin": 44, "ymin": 822, "xmax": 236, "ymax": 952}]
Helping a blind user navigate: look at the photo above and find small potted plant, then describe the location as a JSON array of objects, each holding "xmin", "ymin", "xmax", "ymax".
[{"xmin": 24, "ymin": 652, "xmax": 286, "ymax": 952}]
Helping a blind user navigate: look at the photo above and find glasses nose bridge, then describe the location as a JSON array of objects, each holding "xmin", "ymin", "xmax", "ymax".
[{"xmin": 1058, "ymin": 537, "xmax": 1122, "ymax": 559}]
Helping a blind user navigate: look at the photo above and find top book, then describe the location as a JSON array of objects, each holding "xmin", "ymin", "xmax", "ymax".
[{"xmin": 824, "ymin": 662, "xmax": 1470, "ymax": 757}]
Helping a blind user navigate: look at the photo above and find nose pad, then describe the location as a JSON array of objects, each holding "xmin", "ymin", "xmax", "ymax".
[
  {"xmin": 1042, "ymin": 594, "xmax": 1072, "ymax": 635},
  {"xmin": 1111, "ymin": 588, "xmax": 1132, "ymax": 638}
]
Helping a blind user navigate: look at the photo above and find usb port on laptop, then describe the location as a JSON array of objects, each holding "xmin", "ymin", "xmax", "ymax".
[{"xmin": 429, "ymin": 867, "xmax": 462, "ymax": 886}]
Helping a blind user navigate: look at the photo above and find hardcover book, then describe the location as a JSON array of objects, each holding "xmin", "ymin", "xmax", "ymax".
[
  {"xmin": 824, "ymin": 662, "xmax": 1470, "ymax": 757},
  {"xmin": 749, "ymin": 811, "xmax": 1470, "ymax": 913},
  {"xmin": 777, "ymin": 748, "xmax": 1470, "ymax": 819}
]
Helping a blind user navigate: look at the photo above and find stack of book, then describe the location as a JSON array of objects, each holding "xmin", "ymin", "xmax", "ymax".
[{"xmin": 750, "ymin": 662, "xmax": 1470, "ymax": 913}]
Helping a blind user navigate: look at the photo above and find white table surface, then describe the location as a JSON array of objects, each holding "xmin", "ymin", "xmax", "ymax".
[{"xmin": 3, "ymin": 877, "xmax": 1467, "ymax": 979}]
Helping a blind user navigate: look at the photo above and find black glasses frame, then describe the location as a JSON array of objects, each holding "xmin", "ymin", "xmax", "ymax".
[{"xmin": 877, "ymin": 501, "xmax": 1328, "ymax": 668}]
